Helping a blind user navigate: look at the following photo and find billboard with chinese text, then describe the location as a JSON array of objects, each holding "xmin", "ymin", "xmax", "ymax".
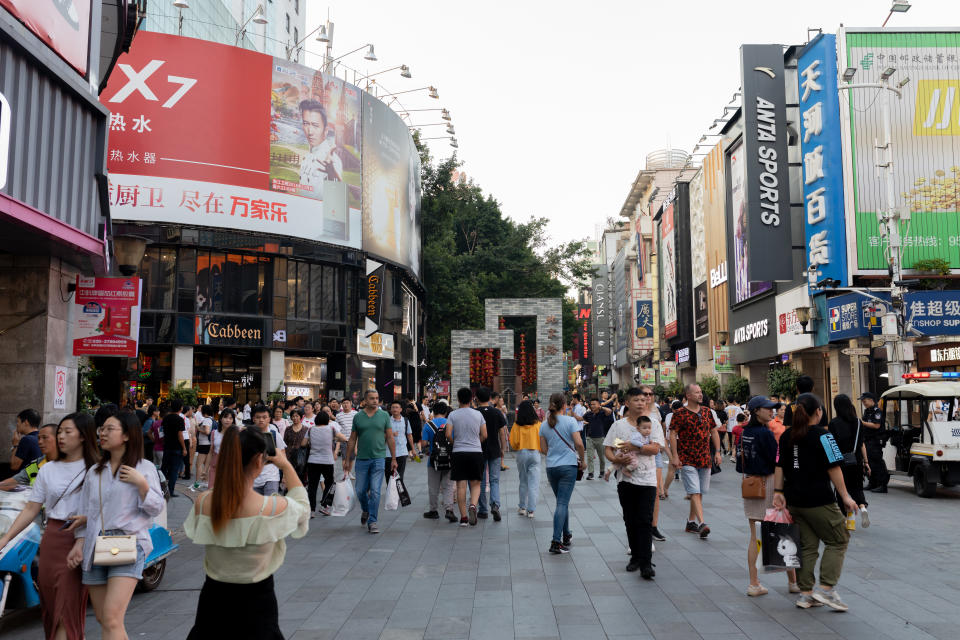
[
  {"xmin": 660, "ymin": 201, "xmax": 677, "ymax": 338},
  {"xmin": 72, "ymin": 276, "xmax": 142, "ymax": 357},
  {"xmin": 102, "ymin": 33, "xmax": 421, "ymax": 278},
  {"xmin": 842, "ymin": 30, "xmax": 960, "ymax": 271}
]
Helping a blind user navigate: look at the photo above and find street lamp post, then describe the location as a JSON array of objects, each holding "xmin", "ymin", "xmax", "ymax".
[{"xmin": 235, "ymin": 3, "xmax": 267, "ymax": 47}]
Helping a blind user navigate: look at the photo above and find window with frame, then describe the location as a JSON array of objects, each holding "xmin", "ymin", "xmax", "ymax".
[{"xmin": 286, "ymin": 261, "xmax": 346, "ymax": 322}]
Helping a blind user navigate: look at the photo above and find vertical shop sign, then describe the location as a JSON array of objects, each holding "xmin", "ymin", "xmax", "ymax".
[
  {"xmin": 365, "ymin": 258, "xmax": 384, "ymax": 336},
  {"xmin": 592, "ymin": 265, "xmax": 610, "ymax": 366},
  {"xmin": 740, "ymin": 44, "xmax": 793, "ymax": 280}
]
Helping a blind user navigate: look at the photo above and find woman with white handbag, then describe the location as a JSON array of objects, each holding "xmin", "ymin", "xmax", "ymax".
[{"xmin": 67, "ymin": 410, "xmax": 164, "ymax": 640}]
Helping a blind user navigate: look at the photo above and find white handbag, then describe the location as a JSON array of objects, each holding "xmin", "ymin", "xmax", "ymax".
[{"xmin": 92, "ymin": 471, "xmax": 138, "ymax": 567}]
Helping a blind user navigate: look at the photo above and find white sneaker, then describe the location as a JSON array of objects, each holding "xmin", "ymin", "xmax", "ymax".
[
  {"xmin": 812, "ymin": 587, "xmax": 849, "ymax": 612},
  {"xmin": 518, "ymin": 508, "xmax": 527, "ymax": 516},
  {"xmin": 349, "ymin": 472, "xmax": 356, "ymax": 480},
  {"xmin": 860, "ymin": 507, "xmax": 870, "ymax": 529},
  {"xmin": 526, "ymin": 511, "xmax": 535, "ymax": 519}
]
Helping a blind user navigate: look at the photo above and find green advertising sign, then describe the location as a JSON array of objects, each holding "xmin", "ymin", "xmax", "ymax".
[
  {"xmin": 659, "ymin": 361, "xmax": 677, "ymax": 383},
  {"xmin": 845, "ymin": 31, "xmax": 960, "ymax": 270},
  {"xmin": 713, "ymin": 345, "xmax": 734, "ymax": 374}
]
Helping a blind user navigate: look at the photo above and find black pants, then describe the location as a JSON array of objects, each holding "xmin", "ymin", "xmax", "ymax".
[
  {"xmin": 306, "ymin": 462, "xmax": 334, "ymax": 511},
  {"xmin": 865, "ymin": 438, "xmax": 889, "ymax": 489},
  {"xmin": 617, "ymin": 483, "xmax": 657, "ymax": 567},
  {"xmin": 837, "ymin": 463, "xmax": 867, "ymax": 511},
  {"xmin": 161, "ymin": 451, "xmax": 184, "ymax": 496},
  {"xmin": 385, "ymin": 456, "xmax": 407, "ymax": 483}
]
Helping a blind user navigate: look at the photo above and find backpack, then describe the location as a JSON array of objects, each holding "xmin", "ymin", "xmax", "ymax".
[{"xmin": 427, "ymin": 420, "xmax": 451, "ymax": 471}]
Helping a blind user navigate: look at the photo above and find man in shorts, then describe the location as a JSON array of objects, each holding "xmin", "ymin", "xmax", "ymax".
[
  {"xmin": 445, "ymin": 387, "xmax": 487, "ymax": 526},
  {"xmin": 669, "ymin": 383, "xmax": 722, "ymax": 539}
]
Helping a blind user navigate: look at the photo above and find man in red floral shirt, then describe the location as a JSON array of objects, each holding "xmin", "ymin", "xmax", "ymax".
[{"xmin": 669, "ymin": 383, "xmax": 722, "ymax": 539}]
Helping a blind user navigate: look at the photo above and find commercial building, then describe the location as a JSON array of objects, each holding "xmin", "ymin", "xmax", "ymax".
[
  {"xmin": 0, "ymin": 2, "xmax": 140, "ymax": 456},
  {"xmin": 98, "ymin": 30, "xmax": 424, "ymax": 406}
]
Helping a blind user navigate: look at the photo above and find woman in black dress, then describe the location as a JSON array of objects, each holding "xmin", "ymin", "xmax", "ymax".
[{"xmin": 828, "ymin": 394, "xmax": 870, "ymax": 527}]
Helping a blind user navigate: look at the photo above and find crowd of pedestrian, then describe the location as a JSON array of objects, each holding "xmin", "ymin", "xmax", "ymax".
[{"xmin": 0, "ymin": 377, "xmax": 893, "ymax": 636}]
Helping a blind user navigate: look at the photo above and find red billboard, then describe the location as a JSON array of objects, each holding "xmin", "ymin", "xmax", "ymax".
[
  {"xmin": 1, "ymin": 0, "xmax": 91, "ymax": 75},
  {"xmin": 72, "ymin": 276, "xmax": 142, "ymax": 357}
]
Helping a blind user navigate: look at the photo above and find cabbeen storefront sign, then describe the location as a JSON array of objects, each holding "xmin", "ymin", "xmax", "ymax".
[
  {"xmin": 842, "ymin": 30, "xmax": 960, "ymax": 271},
  {"xmin": 799, "ymin": 33, "xmax": 848, "ymax": 291},
  {"xmin": 195, "ymin": 316, "xmax": 269, "ymax": 347},
  {"xmin": 740, "ymin": 44, "xmax": 792, "ymax": 281},
  {"xmin": 102, "ymin": 32, "xmax": 422, "ymax": 278}
]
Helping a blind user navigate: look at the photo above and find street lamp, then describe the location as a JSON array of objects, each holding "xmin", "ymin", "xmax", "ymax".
[
  {"xmin": 378, "ymin": 86, "xmax": 439, "ymax": 101},
  {"xmin": 356, "ymin": 65, "xmax": 412, "ymax": 88},
  {"xmin": 173, "ymin": 0, "xmax": 188, "ymax": 36},
  {"xmin": 794, "ymin": 306, "xmax": 817, "ymax": 335},
  {"xmin": 883, "ymin": 0, "xmax": 911, "ymax": 27},
  {"xmin": 113, "ymin": 235, "xmax": 149, "ymax": 276},
  {"xmin": 235, "ymin": 3, "xmax": 267, "ymax": 47}
]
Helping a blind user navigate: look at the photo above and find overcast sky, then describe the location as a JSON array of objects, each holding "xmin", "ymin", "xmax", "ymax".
[{"xmin": 306, "ymin": 0, "xmax": 960, "ymax": 248}]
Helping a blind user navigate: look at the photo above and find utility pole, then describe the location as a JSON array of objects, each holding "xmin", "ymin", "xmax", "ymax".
[{"xmin": 840, "ymin": 68, "xmax": 908, "ymax": 383}]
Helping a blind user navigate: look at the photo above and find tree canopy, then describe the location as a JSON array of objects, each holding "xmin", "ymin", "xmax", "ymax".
[{"xmin": 418, "ymin": 140, "xmax": 593, "ymax": 383}]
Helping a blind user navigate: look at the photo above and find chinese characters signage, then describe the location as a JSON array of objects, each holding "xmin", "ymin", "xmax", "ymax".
[
  {"xmin": 739, "ymin": 44, "xmax": 793, "ymax": 281},
  {"xmin": 72, "ymin": 277, "xmax": 142, "ymax": 357},
  {"xmin": 825, "ymin": 292, "xmax": 888, "ymax": 340},
  {"xmin": 799, "ymin": 34, "xmax": 849, "ymax": 291},
  {"xmin": 844, "ymin": 30, "xmax": 960, "ymax": 270},
  {"xmin": 917, "ymin": 342, "xmax": 960, "ymax": 368},
  {"xmin": 713, "ymin": 346, "xmax": 734, "ymax": 374},
  {"xmin": 659, "ymin": 360, "xmax": 677, "ymax": 383},
  {"xmin": 635, "ymin": 299, "xmax": 653, "ymax": 350}
]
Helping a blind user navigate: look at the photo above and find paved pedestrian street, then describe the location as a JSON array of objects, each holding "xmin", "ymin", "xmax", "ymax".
[{"xmin": 4, "ymin": 455, "xmax": 959, "ymax": 640}]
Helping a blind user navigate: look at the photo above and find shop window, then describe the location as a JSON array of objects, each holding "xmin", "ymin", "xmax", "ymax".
[
  {"xmin": 310, "ymin": 263, "xmax": 324, "ymax": 320},
  {"xmin": 140, "ymin": 248, "xmax": 176, "ymax": 310}
]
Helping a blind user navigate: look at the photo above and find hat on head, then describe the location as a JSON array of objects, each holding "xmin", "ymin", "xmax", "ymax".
[
  {"xmin": 747, "ymin": 395, "xmax": 781, "ymax": 411},
  {"xmin": 858, "ymin": 392, "xmax": 878, "ymax": 401}
]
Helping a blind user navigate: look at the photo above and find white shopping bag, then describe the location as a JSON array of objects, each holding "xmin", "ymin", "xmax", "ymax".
[
  {"xmin": 384, "ymin": 472, "xmax": 400, "ymax": 511},
  {"xmin": 330, "ymin": 475, "xmax": 355, "ymax": 517}
]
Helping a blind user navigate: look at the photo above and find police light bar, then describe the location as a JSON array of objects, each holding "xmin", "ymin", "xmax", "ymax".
[{"xmin": 902, "ymin": 372, "xmax": 960, "ymax": 380}]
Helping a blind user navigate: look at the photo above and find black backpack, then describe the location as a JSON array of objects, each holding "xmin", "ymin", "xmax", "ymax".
[{"xmin": 427, "ymin": 420, "xmax": 451, "ymax": 471}]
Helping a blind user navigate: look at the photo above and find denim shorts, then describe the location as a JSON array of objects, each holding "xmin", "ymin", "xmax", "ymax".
[
  {"xmin": 82, "ymin": 534, "xmax": 145, "ymax": 585},
  {"xmin": 680, "ymin": 465, "xmax": 711, "ymax": 495}
]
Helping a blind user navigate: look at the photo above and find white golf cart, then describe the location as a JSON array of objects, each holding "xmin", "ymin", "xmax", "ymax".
[{"xmin": 882, "ymin": 378, "xmax": 960, "ymax": 498}]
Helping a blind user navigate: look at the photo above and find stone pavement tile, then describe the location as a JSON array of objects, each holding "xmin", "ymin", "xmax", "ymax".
[
  {"xmin": 290, "ymin": 630, "xmax": 338, "ymax": 640},
  {"xmin": 582, "ymin": 580, "xmax": 627, "ymax": 596},
  {"xmin": 599, "ymin": 612, "xmax": 651, "ymax": 636},
  {"xmin": 732, "ymin": 620, "xmax": 796, "ymax": 639},
  {"xmin": 473, "ymin": 589, "xmax": 513, "ymax": 608},
  {"xmin": 335, "ymin": 618, "xmax": 388, "ymax": 640},
  {"xmin": 379, "ymin": 628, "xmax": 427, "ymax": 640},
  {"xmin": 668, "ymin": 594, "xmax": 723, "ymax": 613},
  {"xmin": 476, "ymin": 575, "xmax": 512, "ymax": 591},
  {"xmin": 352, "ymin": 599, "xmax": 398, "ymax": 619},
  {"xmin": 281, "ymin": 601, "xmax": 322, "ymax": 620},
  {"xmin": 553, "ymin": 604, "xmax": 599, "ymax": 625},
  {"xmin": 558, "ymin": 623, "xmax": 607, "ymax": 639},
  {"xmin": 513, "ymin": 615, "xmax": 559, "ymax": 639},
  {"xmin": 424, "ymin": 615, "xmax": 471, "ymax": 640},
  {"xmin": 588, "ymin": 594, "xmax": 634, "ymax": 613},
  {"xmin": 682, "ymin": 612, "xmax": 742, "ymax": 635}
]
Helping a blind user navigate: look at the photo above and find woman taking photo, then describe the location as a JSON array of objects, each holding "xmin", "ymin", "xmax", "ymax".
[
  {"xmin": 68, "ymin": 410, "xmax": 164, "ymax": 640},
  {"xmin": 0, "ymin": 412, "xmax": 98, "ymax": 640},
  {"xmin": 773, "ymin": 393, "xmax": 858, "ymax": 611},
  {"xmin": 509, "ymin": 400, "xmax": 542, "ymax": 518},
  {"xmin": 539, "ymin": 393, "xmax": 586, "ymax": 555},
  {"xmin": 208, "ymin": 408, "xmax": 236, "ymax": 489},
  {"xmin": 306, "ymin": 411, "xmax": 347, "ymax": 514},
  {"xmin": 184, "ymin": 427, "xmax": 309, "ymax": 638},
  {"xmin": 828, "ymin": 394, "xmax": 870, "ymax": 527},
  {"xmin": 283, "ymin": 408, "xmax": 310, "ymax": 485},
  {"xmin": 737, "ymin": 396, "xmax": 798, "ymax": 597}
]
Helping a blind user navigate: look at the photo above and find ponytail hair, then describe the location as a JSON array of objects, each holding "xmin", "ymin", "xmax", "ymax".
[
  {"xmin": 789, "ymin": 393, "xmax": 822, "ymax": 446},
  {"xmin": 546, "ymin": 392, "xmax": 565, "ymax": 428},
  {"xmin": 210, "ymin": 426, "xmax": 266, "ymax": 532}
]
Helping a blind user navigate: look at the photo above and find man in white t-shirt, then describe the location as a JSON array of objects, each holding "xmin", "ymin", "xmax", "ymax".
[
  {"xmin": 335, "ymin": 399, "xmax": 358, "ymax": 476},
  {"xmin": 604, "ymin": 387, "xmax": 665, "ymax": 580},
  {"xmin": 252, "ymin": 405, "xmax": 286, "ymax": 495}
]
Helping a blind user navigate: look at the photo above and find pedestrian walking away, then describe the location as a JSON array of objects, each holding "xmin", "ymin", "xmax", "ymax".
[
  {"xmin": 738, "ymin": 396, "xmax": 798, "ymax": 597},
  {"xmin": 604, "ymin": 387, "xmax": 664, "ymax": 578},
  {"xmin": 421, "ymin": 402, "xmax": 457, "ymax": 521},
  {"xmin": 446, "ymin": 387, "xmax": 488, "ymax": 526},
  {"xmin": 510, "ymin": 400, "xmax": 542, "ymax": 518},
  {"xmin": 540, "ymin": 392, "xmax": 585, "ymax": 555},
  {"xmin": 829, "ymin": 394, "xmax": 871, "ymax": 527},
  {"xmin": 669, "ymin": 383, "xmax": 723, "ymax": 539},
  {"xmin": 306, "ymin": 410, "xmax": 348, "ymax": 514},
  {"xmin": 773, "ymin": 393, "xmax": 858, "ymax": 611},
  {"xmin": 184, "ymin": 426, "xmax": 309, "ymax": 639},
  {"xmin": 581, "ymin": 397, "xmax": 613, "ymax": 480},
  {"xmin": 476, "ymin": 386, "xmax": 507, "ymax": 521},
  {"xmin": 0, "ymin": 413, "xmax": 99, "ymax": 639},
  {"xmin": 343, "ymin": 389, "xmax": 397, "ymax": 533}
]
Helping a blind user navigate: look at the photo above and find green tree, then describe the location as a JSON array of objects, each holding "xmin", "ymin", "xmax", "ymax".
[
  {"xmin": 723, "ymin": 375, "xmax": 751, "ymax": 404},
  {"xmin": 699, "ymin": 375, "xmax": 721, "ymax": 402},
  {"xmin": 767, "ymin": 366, "xmax": 800, "ymax": 400},
  {"xmin": 418, "ymin": 138, "xmax": 592, "ymax": 382},
  {"xmin": 168, "ymin": 380, "xmax": 202, "ymax": 408}
]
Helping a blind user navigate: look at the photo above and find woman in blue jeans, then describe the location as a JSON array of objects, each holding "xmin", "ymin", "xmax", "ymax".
[
  {"xmin": 510, "ymin": 401, "xmax": 543, "ymax": 518},
  {"xmin": 538, "ymin": 393, "xmax": 586, "ymax": 555}
]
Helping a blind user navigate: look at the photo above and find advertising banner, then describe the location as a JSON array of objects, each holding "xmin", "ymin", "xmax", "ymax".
[
  {"xmin": 825, "ymin": 292, "xmax": 888, "ymax": 341},
  {"xmin": 72, "ymin": 276, "xmax": 142, "ymax": 357},
  {"xmin": 357, "ymin": 330, "xmax": 395, "ymax": 359},
  {"xmin": 713, "ymin": 346, "xmax": 734, "ymax": 373},
  {"xmin": 828, "ymin": 291, "xmax": 960, "ymax": 340},
  {"xmin": 576, "ymin": 305, "xmax": 592, "ymax": 372},
  {"xmin": 917, "ymin": 342, "xmax": 960, "ymax": 368},
  {"xmin": 799, "ymin": 34, "xmax": 849, "ymax": 290},
  {"xmin": 740, "ymin": 44, "xmax": 793, "ymax": 280},
  {"xmin": 660, "ymin": 200, "xmax": 678, "ymax": 338},
  {"xmin": 613, "ymin": 249, "xmax": 628, "ymax": 354},
  {"xmin": 635, "ymin": 299, "xmax": 653, "ymax": 342},
  {"xmin": 365, "ymin": 258, "xmax": 384, "ymax": 336},
  {"xmin": 694, "ymin": 282, "xmax": 709, "ymax": 339},
  {"xmin": 591, "ymin": 265, "xmax": 610, "ymax": 366},
  {"xmin": 659, "ymin": 360, "xmax": 677, "ymax": 383},
  {"xmin": 729, "ymin": 141, "xmax": 773, "ymax": 304},
  {"xmin": 843, "ymin": 30, "xmax": 960, "ymax": 270},
  {"xmin": 640, "ymin": 367, "xmax": 656, "ymax": 385},
  {"xmin": 1, "ymin": 0, "xmax": 91, "ymax": 75},
  {"xmin": 362, "ymin": 93, "xmax": 422, "ymax": 277}
]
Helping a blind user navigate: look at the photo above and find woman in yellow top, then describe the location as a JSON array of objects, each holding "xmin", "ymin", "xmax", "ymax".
[
  {"xmin": 509, "ymin": 400, "xmax": 542, "ymax": 518},
  {"xmin": 184, "ymin": 427, "xmax": 309, "ymax": 639}
]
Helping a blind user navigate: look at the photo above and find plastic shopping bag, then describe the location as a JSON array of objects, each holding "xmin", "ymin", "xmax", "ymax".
[
  {"xmin": 330, "ymin": 475, "xmax": 355, "ymax": 517},
  {"xmin": 397, "ymin": 475, "xmax": 411, "ymax": 507},
  {"xmin": 384, "ymin": 472, "xmax": 401, "ymax": 511},
  {"xmin": 761, "ymin": 507, "xmax": 801, "ymax": 571}
]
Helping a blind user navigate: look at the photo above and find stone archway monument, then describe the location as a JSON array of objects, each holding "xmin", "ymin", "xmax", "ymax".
[{"xmin": 450, "ymin": 298, "xmax": 564, "ymax": 400}]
